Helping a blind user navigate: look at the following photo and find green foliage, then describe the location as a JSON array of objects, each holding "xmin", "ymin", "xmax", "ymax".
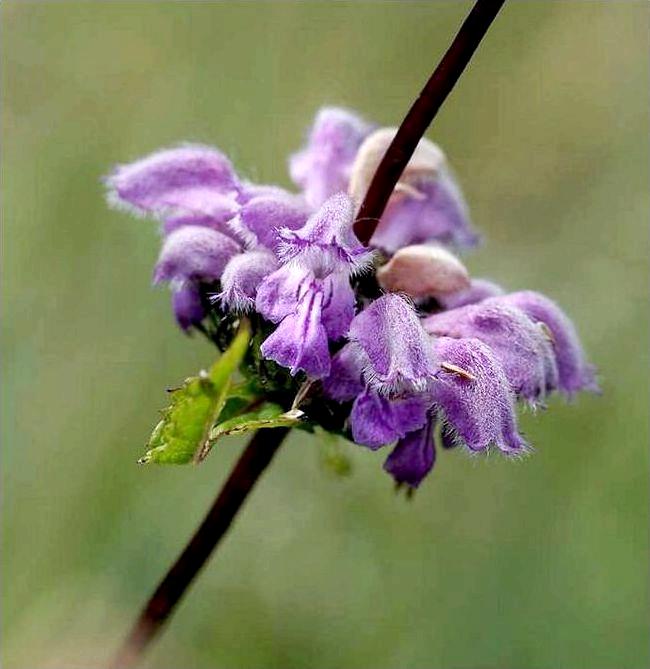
[{"xmin": 138, "ymin": 321, "xmax": 251, "ymax": 465}]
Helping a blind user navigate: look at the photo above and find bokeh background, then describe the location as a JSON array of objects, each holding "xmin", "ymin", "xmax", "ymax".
[{"xmin": 2, "ymin": 2, "xmax": 648, "ymax": 668}]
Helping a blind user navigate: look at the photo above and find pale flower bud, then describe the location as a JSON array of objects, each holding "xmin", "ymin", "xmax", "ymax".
[
  {"xmin": 348, "ymin": 127, "xmax": 446, "ymax": 204},
  {"xmin": 376, "ymin": 244, "xmax": 471, "ymax": 299}
]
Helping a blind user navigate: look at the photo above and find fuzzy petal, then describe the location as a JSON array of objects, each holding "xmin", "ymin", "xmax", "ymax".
[
  {"xmin": 172, "ymin": 283, "xmax": 205, "ymax": 331},
  {"xmin": 219, "ymin": 249, "xmax": 279, "ymax": 312},
  {"xmin": 278, "ymin": 192, "xmax": 372, "ymax": 275},
  {"xmin": 106, "ymin": 145, "xmax": 239, "ymax": 219},
  {"xmin": 255, "ymin": 264, "xmax": 312, "ymax": 323},
  {"xmin": 499, "ymin": 291, "xmax": 598, "ymax": 396},
  {"xmin": 350, "ymin": 389, "xmax": 429, "ymax": 450},
  {"xmin": 321, "ymin": 273, "xmax": 356, "ymax": 340},
  {"xmin": 431, "ymin": 336, "xmax": 526, "ymax": 453},
  {"xmin": 370, "ymin": 170, "xmax": 479, "ymax": 254},
  {"xmin": 260, "ymin": 288, "xmax": 330, "ymax": 378},
  {"xmin": 235, "ymin": 192, "xmax": 310, "ymax": 249},
  {"xmin": 438, "ymin": 278, "xmax": 505, "ymax": 310},
  {"xmin": 384, "ymin": 418, "xmax": 436, "ymax": 488},
  {"xmin": 289, "ymin": 107, "xmax": 373, "ymax": 209},
  {"xmin": 424, "ymin": 302, "xmax": 558, "ymax": 403},
  {"xmin": 349, "ymin": 294, "xmax": 438, "ymax": 394},
  {"xmin": 153, "ymin": 226, "xmax": 240, "ymax": 284}
]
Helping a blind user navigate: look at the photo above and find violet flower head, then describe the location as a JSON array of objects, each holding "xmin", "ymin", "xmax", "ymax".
[
  {"xmin": 289, "ymin": 107, "xmax": 373, "ymax": 209},
  {"xmin": 105, "ymin": 104, "xmax": 597, "ymax": 491},
  {"xmin": 348, "ymin": 294, "xmax": 438, "ymax": 394}
]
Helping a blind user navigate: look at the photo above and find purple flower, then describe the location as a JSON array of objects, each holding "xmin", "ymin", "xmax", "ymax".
[
  {"xmin": 348, "ymin": 294, "xmax": 438, "ymax": 394},
  {"xmin": 384, "ymin": 418, "xmax": 437, "ymax": 488},
  {"xmin": 260, "ymin": 284, "xmax": 330, "ymax": 378},
  {"xmin": 172, "ymin": 283, "xmax": 205, "ymax": 332},
  {"xmin": 322, "ymin": 343, "xmax": 365, "ymax": 402},
  {"xmin": 278, "ymin": 193, "xmax": 372, "ymax": 275},
  {"xmin": 106, "ymin": 145, "xmax": 240, "ymax": 223},
  {"xmin": 431, "ymin": 336, "xmax": 527, "ymax": 454},
  {"xmin": 219, "ymin": 249, "xmax": 279, "ymax": 312},
  {"xmin": 289, "ymin": 107, "xmax": 373, "ymax": 209},
  {"xmin": 153, "ymin": 226, "xmax": 240, "ymax": 284},
  {"xmin": 438, "ymin": 278, "xmax": 505, "ymax": 310},
  {"xmin": 369, "ymin": 169, "xmax": 480, "ymax": 254},
  {"xmin": 350, "ymin": 389, "xmax": 430, "ymax": 450},
  {"xmin": 231, "ymin": 191, "xmax": 310, "ymax": 250},
  {"xmin": 500, "ymin": 291, "xmax": 598, "ymax": 396},
  {"xmin": 423, "ymin": 301, "xmax": 558, "ymax": 404}
]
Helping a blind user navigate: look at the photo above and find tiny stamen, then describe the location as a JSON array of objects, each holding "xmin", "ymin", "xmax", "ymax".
[{"xmin": 440, "ymin": 361, "xmax": 476, "ymax": 380}]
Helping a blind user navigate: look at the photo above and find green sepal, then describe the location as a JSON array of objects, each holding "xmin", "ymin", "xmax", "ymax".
[{"xmin": 138, "ymin": 320, "xmax": 251, "ymax": 465}]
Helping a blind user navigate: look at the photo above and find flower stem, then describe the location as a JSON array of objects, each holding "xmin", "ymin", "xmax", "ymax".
[
  {"xmin": 109, "ymin": 2, "xmax": 505, "ymax": 666},
  {"xmin": 108, "ymin": 428, "xmax": 290, "ymax": 669},
  {"xmin": 353, "ymin": 0, "xmax": 506, "ymax": 245}
]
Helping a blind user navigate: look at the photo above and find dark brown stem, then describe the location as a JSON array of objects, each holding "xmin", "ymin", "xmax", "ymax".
[
  {"xmin": 108, "ymin": 428, "xmax": 290, "ymax": 669},
  {"xmin": 353, "ymin": 0, "xmax": 506, "ymax": 245}
]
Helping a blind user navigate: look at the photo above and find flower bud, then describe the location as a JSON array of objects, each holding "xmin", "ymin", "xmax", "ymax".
[{"xmin": 376, "ymin": 244, "xmax": 470, "ymax": 299}]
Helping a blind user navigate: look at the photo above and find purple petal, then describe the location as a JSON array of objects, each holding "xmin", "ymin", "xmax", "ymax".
[
  {"xmin": 350, "ymin": 388, "xmax": 430, "ymax": 450},
  {"xmin": 235, "ymin": 192, "xmax": 310, "ymax": 249},
  {"xmin": 431, "ymin": 336, "xmax": 527, "ymax": 454},
  {"xmin": 370, "ymin": 170, "xmax": 480, "ymax": 254},
  {"xmin": 289, "ymin": 107, "xmax": 373, "ymax": 208},
  {"xmin": 260, "ymin": 288, "xmax": 330, "ymax": 378},
  {"xmin": 153, "ymin": 226, "xmax": 240, "ymax": 284},
  {"xmin": 384, "ymin": 418, "xmax": 436, "ymax": 488},
  {"xmin": 106, "ymin": 144, "xmax": 239, "ymax": 218},
  {"xmin": 438, "ymin": 278, "xmax": 505, "ymax": 310},
  {"xmin": 219, "ymin": 249, "xmax": 279, "ymax": 312},
  {"xmin": 321, "ymin": 273, "xmax": 356, "ymax": 340},
  {"xmin": 322, "ymin": 343, "xmax": 366, "ymax": 402},
  {"xmin": 424, "ymin": 302, "xmax": 558, "ymax": 404},
  {"xmin": 255, "ymin": 264, "xmax": 312, "ymax": 324},
  {"xmin": 498, "ymin": 291, "xmax": 598, "ymax": 396},
  {"xmin": 278, "ymin": 192, "xmax": 372, "ymax": 275},
  {"xmin": 172, "ymin": 283, "xmax": 205, "ymax": 331},
  {"xmin": 349, "ymin": 294, "xmax": 438, "ymax": 394}
]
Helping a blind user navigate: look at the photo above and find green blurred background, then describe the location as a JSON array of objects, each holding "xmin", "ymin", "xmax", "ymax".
[{"xmin": 2, "ymin": 2, "xmax": 648, "ymax": 668}]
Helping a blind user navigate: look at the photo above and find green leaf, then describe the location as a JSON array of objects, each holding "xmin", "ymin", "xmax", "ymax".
[
  {"xmin": 200, "ymin": 403, "xmax": 305, "ymax": 459},
  {"xmin": 138, "ymin": 320, "xmax": 251, "ymax": 465}
]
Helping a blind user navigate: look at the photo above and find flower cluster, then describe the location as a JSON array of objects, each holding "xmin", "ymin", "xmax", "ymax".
[{"xmin": 106, "ymin": 107, "xmax": 597, "ymax": 488}]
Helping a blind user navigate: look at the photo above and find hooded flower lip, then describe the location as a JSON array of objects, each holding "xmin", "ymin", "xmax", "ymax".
[
  {"xmin": 106, "ymin": 144, "xmax": 240, "ymax": 220},
  {"xmin": 500, "ymin": 291, "xmax": 598, "ymax": 396},
  {"xmin": 348, "ymin": 294, "xmax": 438, "ymax": 394},
  {"xmin": 153, "ymin": 225, "xmax": 241, "ymax": 284},
  {"xmin": 231, "ymin": 191, "xmax": 310, "ymax": 250},
  {"xmin": 255, "ymin": 263, "xmax": 313, "ymax": 324},
  {"xmin": 383, "ymin": 418, "xmax": 437, "ymax": 488},
  {"xmin": 218, "ymin": 249, "xmax": 279, "ymax": 312},
  {"xmin": 278, "ymin": 192, "xmax": 372, "ymax": 275},
  {"xmin": 431, "ymin": 336, "xmax": 527, "ymax": 454},
  {"xmin": 424, "ymin": 301, "xmax": 559, "ymax": 404},
  {"xmin": 289, "ymin": 107, "xmax": 373, "ymax": 209}
]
